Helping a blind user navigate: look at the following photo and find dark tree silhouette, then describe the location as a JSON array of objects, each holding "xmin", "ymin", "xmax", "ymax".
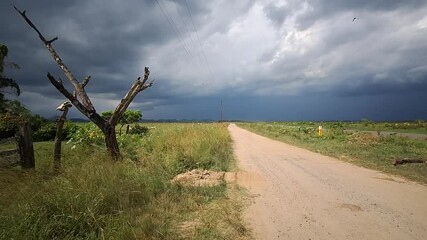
[{"xmin": 15, "ymin": 7, "xmax": 154, "ymax": 160}]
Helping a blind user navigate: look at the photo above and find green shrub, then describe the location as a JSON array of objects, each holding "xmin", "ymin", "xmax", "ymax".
[
  {"xmin": 129, "ymin": 124, "xmax": 150, "ymax": 135},
  {"xmin": 67, "ymin": 123, "xmax": 146, "ymax": 150},
  {"xmin": 30, "ymin": 114, "xmax": 48, "ymax": 132},
  {"xmin": 64, "ymin": 123, "xmax": 80, "ymax": 140},
  {"xmin": 67, "ymin": 123, "xmax": 104, "ymax": 146},
  {"xmin": 32, "ymin": 122, "xmax": 56, "ymax": 141},
  {"xmin": 32, "ymin": 122, "xmax": 79, "ymax": 142}
]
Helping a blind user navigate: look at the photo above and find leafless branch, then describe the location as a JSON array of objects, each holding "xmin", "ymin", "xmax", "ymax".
[
  {"xmin": 82, "ymin": 76, "xmax": 91, "ymax": 88},
  {"xmin": 47, "ymin": 73, "xmax": 105, "ymax": 126},
  {"xmin": 47, "ymin": 36, "xmax": 58, "ymax": 44},
  {"xmin": 14, "ymin": 6, "xmax": 48, "ymax": 44},
  {"xmin": 110, "ymin": 67, "xmax": 153, "ymax": 125},
  {"xmin": 47, "ymin": 73, "xmax": 83, "ymax": 111},
  {"xmin": 139, "ymin": 80, "xmax": 155, "ymax": 92},
  {"xmin": 14, "ymin": 6, "xmax": 95, "ymax": 110}
]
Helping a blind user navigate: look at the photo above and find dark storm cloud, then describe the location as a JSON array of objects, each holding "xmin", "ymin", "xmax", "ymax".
[
  {"xmin": 1, "ymin": 0, "xmax": 194, "ymax": 116},
  {"xmin": 4, "ymin": 1, "xmax": 170, "ymax": 79},
  {"xmin": 331, "ymin": 76, "xmax": 427, "ymax": 97},
  {"xmin": 1, "ymin": 0, "xmax": 256, "ymax": 108},
  {"xmin": 1, "ymin": 0, "xmax": 427, "ymax": 120},
  {"xmin": 144, "ymin": 91, "xmax": 427, "ymax": 121}
]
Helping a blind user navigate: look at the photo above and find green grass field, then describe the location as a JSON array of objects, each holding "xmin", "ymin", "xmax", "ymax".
[
  {"xmin": 238, "ymin": 122, "xmax": 427, "ymax": 184},
  {"xmin": 0, "ymin": 123, "xmax": 251, "ymax": 240},
  {"xmin": 342, "ymin": 120, "xmax": 427, "ymax": 134}
]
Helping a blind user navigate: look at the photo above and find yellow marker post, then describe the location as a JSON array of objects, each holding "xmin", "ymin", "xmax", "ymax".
[{"xmin": 318, "ymin": 126, "xmax": 323, "ymax": 137}]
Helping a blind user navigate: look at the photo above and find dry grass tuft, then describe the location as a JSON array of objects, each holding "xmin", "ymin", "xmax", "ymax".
[
  {"xmin": 0, "ymin": 123, "xmax": 251, "ymax": 239},
  {"xmin": 347, "ymin": 132, "xmax": 382, "ymax": 145}
]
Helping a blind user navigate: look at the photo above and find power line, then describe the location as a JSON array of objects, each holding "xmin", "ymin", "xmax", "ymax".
[
  {"xmin": 172, "ymin": 0, "xmax": 207, "ymax": 75},
  {"xmin": 156, "ymin": 0, "xmax": 207, "ymax": 79},
  {"xmin": 173, "ymin": 0, "xmax": 198, "ymax": 51},
  {"xmin": 184, "ymin": 0, "xmax": 214, "ymax": 82},
  {"xmin": 159, "ymin": 0, "xmax": 194, "ymax": 57},
  {"xmin": 155, "ymin": 0, "xmax": 192, "ymax": 60}
]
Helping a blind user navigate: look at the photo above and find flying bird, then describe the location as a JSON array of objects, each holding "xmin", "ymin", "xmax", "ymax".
[{"xmin": 352, "ymin": 17, "xmax": 357, "ymax": 22}]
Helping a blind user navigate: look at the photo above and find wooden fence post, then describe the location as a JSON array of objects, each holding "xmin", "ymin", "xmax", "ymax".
[
  {"xmin": 54, "ymin": 102, "xmax": 72, "ymax": 171},
  {"xmin": 16, "ymin": 122, "xmax": 35, "ymax": 169}
]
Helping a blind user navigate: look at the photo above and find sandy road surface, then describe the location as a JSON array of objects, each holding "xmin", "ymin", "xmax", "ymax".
[{"xmin": 229, "ymin": 124, "xmax": 427, "ymax": 240}]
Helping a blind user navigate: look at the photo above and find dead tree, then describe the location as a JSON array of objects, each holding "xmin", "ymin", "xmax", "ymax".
[{"xmin": 15, "ymin": 7, "xmax": 154, "ymax": 160}]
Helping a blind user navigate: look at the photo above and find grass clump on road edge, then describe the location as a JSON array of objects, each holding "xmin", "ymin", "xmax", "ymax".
[
  {"xmin": 238, "ymin": 122, "xmax": 427, "ymax": 184},
  {"xmin": 0, "ymin": 123, "xmax": 251, "ymax": 239}
]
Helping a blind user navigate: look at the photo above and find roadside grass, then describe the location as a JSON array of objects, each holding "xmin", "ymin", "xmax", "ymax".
[
  {"xmin": 344, "ymin": 121, "xmax": 427, "ymax": 134},
  {"xmin": 0, "ymin": 138, "xmax": 15, "ymax": 151},
  {"xmin": 0, "ymin": 123, "xmax": 251, "ymax": 239},
  {"xmin": 255, "ymin": 120, "xmax": 427, "ymax": 134},
  {"xmin": 238, "ymin": 122, "xmax": 427, "ymax": 184}
]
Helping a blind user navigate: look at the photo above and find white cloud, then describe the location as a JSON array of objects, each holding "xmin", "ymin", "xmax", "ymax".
[{"xmin": 132, "ymin": 0, "xmax": 427, "ymax": 98}]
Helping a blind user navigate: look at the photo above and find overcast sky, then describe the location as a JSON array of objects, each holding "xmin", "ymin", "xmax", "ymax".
[{"xmin": 1, "ymin": 0, "xmax": 427, "ymax": 121}]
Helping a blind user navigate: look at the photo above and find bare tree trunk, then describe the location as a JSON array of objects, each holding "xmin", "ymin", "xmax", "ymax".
[{"xmin": 103, "ymin": 124, "xmax": 121, "ymax": 161}]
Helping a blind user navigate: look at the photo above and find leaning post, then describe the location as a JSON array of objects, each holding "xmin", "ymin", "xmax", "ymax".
[{"xmin": 54, "ymin": 101, "xmax": 72, "ymax": 171}]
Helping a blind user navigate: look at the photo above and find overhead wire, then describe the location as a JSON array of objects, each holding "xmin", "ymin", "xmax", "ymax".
[
  {"xmin": 157, "ymin": 0, "xmax": 211, "ymax": 81},
  {"xmin": 155, "ymin": 0, "xmax": 192, "ymax": 60},
  {"xmin": 184, "ymin": 0, "xmax": 214, "ymax": 82},
  {"xmin": 172, "ymin": 0, "xmax": 208, "ymax": 77},
  {"xmin": 156, "ymin": 0, "xmax": 221, "ymax": 118},
  {"xmin": 155, "ymin": 0, "xmax": 214, "ymax": 86}
]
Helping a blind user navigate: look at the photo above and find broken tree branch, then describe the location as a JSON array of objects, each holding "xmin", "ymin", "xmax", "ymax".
[
  {"xmin": 109, "ymin": 67, "xmax": 153, "ymax": 125},
  {"xmin": 139, "ymin": 80, "xmax": 155, "ymax": 92},
  {"xmin": 47, "ymin": 73, "xmax": 105, "ymax": 127},
  {"xmin": 14, "ymin": 6, "xmax": 95, "ymax": 111},
  {"xmin": 82, "ymin": 76, "xmax": 91, "ymax": 88},
  {"xmin": 393, "ymin": 159, "xmax": 426, "ymax": 166},
  {"xmin": 47, "ymin": 36, "xmax": 58, "ymax": 44},
  {"xmin": 13, "ymin": 6, "xmax": 48, "ymax": 44}
]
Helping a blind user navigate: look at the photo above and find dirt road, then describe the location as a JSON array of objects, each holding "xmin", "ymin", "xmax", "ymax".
[{"xmin": 229, "ymin": 124, "xmax": 427, "ymax": 240}]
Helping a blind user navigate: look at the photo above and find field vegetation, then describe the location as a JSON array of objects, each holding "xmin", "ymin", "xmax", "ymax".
[
  {"xmin": 344, "ymin": 119, "xmax": 427, "ymax": 134},
  {"xmin": 0, "ymin": 123, "xmax": 251, "ymax": 239},
  {"xmin": 238, "ymin": 121, "xmax": 427, "ymax": 184}
]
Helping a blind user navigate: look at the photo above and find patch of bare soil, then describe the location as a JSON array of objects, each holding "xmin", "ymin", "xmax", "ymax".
[
  {"xmin": 172, "ymin": 169, "xmax": 225, "ymax": 187},
  {"xmin": 175, "ymin": 173, "xmax": 253, "ymax": 239}
]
